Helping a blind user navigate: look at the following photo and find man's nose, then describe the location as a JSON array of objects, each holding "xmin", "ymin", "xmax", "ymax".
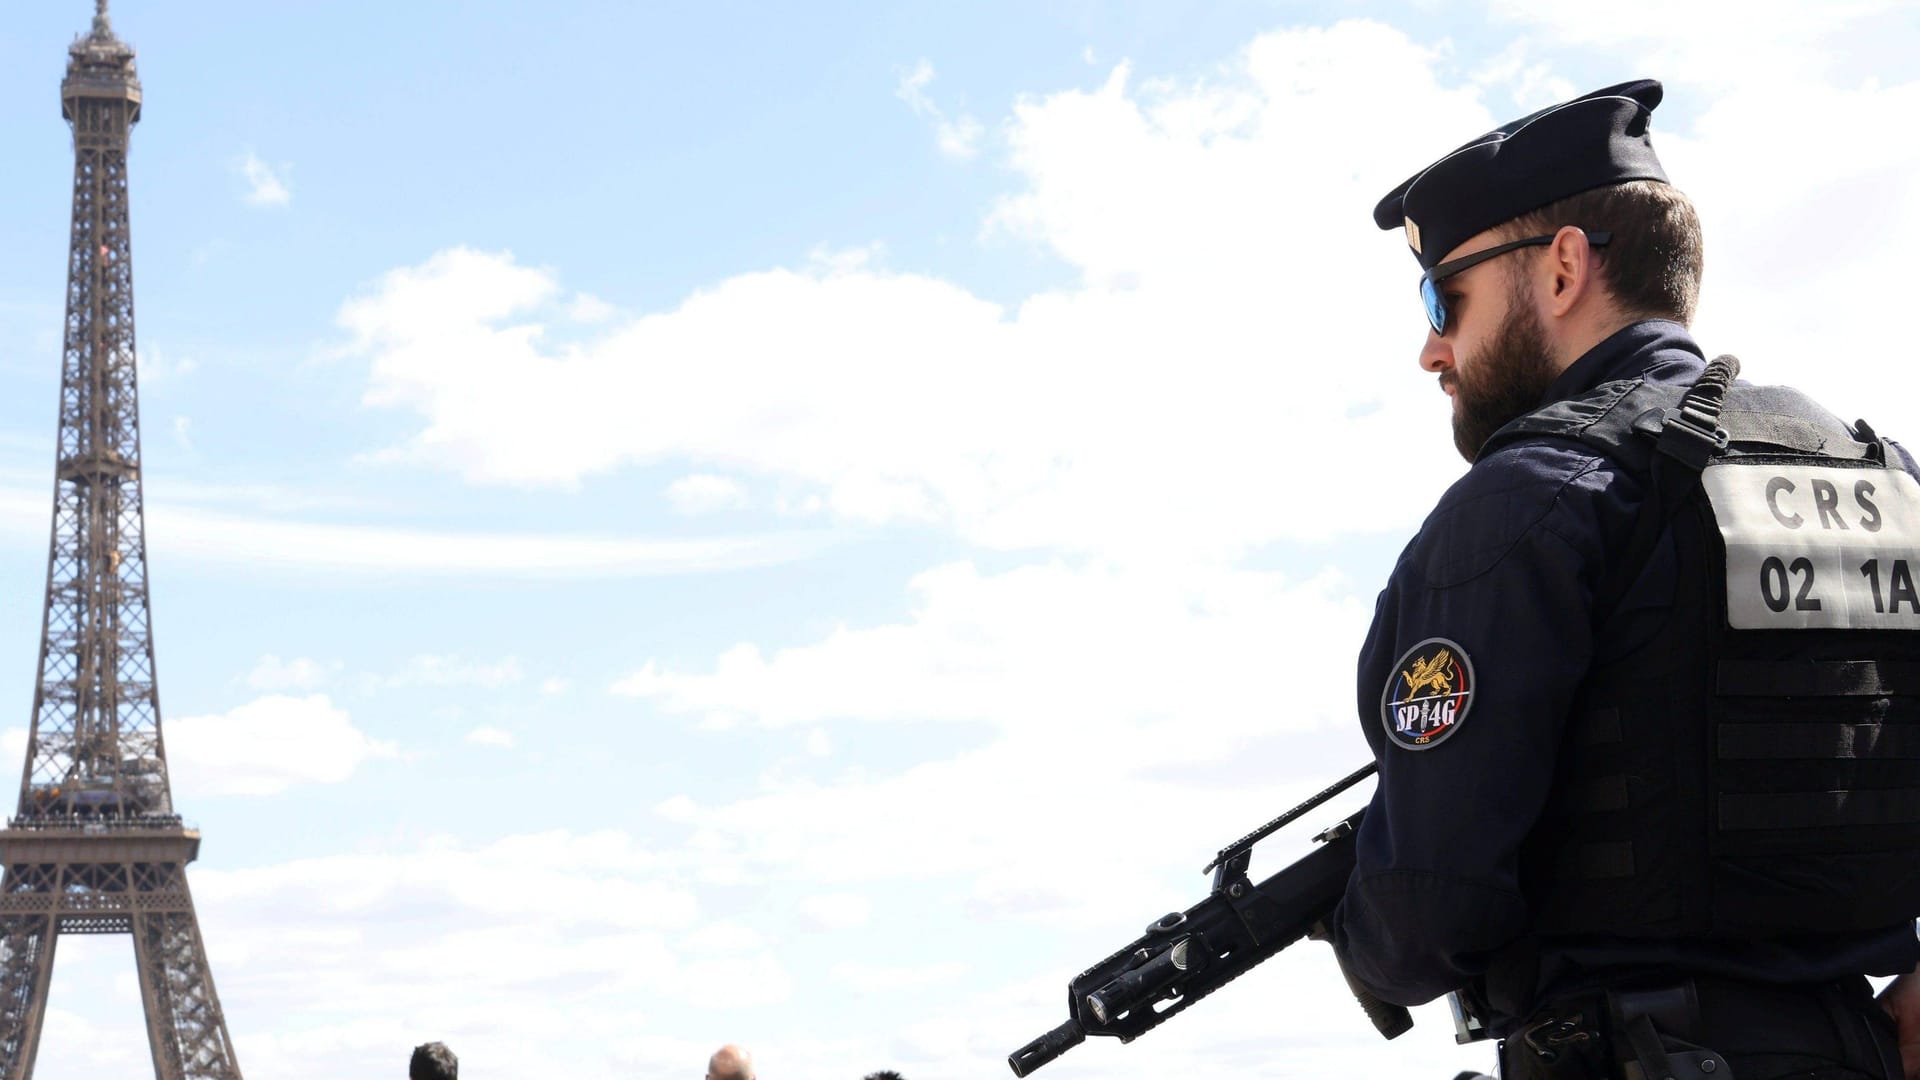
[{"xmin": 1419, "ymin": 330, "xmax": 1453, "ymax": 374}]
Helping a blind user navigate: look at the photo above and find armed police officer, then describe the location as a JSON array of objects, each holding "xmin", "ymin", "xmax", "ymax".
[{"xmin": 1326, "ymin": 79, "xmax": 1920, "ymax": 1080}]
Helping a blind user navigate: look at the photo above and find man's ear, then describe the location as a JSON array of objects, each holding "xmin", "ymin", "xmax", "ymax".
[{"xmin": 1545, "ymin": 225, "xmax": 1594, "ymax": 316}]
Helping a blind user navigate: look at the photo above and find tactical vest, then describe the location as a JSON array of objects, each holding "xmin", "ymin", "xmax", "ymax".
[{"xmin": 1482, "ymin": 359, "xmax": 1920, "ymax": 942}]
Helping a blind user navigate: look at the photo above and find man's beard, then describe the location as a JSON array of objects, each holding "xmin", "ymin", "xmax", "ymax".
[{"xmin": 1448, "ymin": 293, "xmax": 1558, "ymax": 462}]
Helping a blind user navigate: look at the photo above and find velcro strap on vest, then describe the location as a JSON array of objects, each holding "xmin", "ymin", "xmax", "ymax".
[
  {"xmin": 1718, "ymin": 410, "xmax": 1878, "ymax": 457},
  {"xmin": 1716, "ymin": 659, "xmax": 1920, "ymax": 697},
  {"xmin": 1720, "ymin": 722, "xmax": 1920, "ymax": 760},
  {"xmin": 1719, "ymin": 788, "xmax": 1920, "ymax": 830}
]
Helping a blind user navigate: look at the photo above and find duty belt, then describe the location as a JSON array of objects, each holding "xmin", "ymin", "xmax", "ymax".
[
  {"xmin": 1497, "ymin": 976, "xmax": 1900, "ymax": 1080},
  {"xmin": 1500, "ymin": 983, "xmax": 1730, "ymax": 1080}
]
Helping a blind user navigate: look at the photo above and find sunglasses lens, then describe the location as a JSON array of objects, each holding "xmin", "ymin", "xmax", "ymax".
[{"xmin": 1420, "ymin": 277, "xmax": 1447, "ymax": 335}]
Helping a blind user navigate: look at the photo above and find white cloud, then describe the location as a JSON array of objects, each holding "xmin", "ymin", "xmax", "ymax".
[
  {"xmin": 135, "ymin": 342, "xmax": 198, "ymax": 383},
  {"xmin": 803, "ymin": 726, "xmax": 830, "ymax": 757},
  {"xmin": 163, "ymin": 694, "xmax": 396, "ymax": 797},
  {"xmin": 606, "ymin": 557, "xmax": 1380, "ymax": 970},
  {"xmin": 339, "ymin": 245, "xmax": 559, "ymax": 357},
  {"xmin": 1483, "ymin": 0, "xmax": 1909, "ymax": 90},
  {"xmin": 0, "ymin": 483, "xmax": 832, "ymax": 579},
  {"xmin": 829, "ymin": 960, "xmax": 966, "ymax": 993},
  {"xmin": 568, "ymin": 292, "xmax": 615, "ymax": 322},
  {"xmin": 171, "ymin": 415, "xmax": 192, "ymax": 450},
  {"xmin": 895, "ymin": 59, "xmax": 984, "ymax": 160},
  {"xmin": 336, "ymin": 25, "xmax": 1492, "ymax": 565},
  {"xmin": 540, "ymin": 677, "xmax": 571, "ymax": 696},
  {"xmin": 798, "ymin": 892, "xmax": 871, "ymax": 930},
  {"xmin": 684, "ymin": 920, "xmax": 764, "ymax": 953},
  {"xmin": 615, "ymin": 559, "xmax": 1367, "ymax": 738},
  {"xmin": 896, "ymin": 59, "xmax": 933, "ymax": 104},
  {"xmin": 198, "ymin": 830, "xmax": 700, "ymax": 930},
  {"xmin": 386, "ymin": 654, "xmax": 523, "ymax": 689},
  {"xmin": 138, "ymin": 479, "xmax": 381, "ymax": 516},
  {"xmin": 157, "ymin": 831, "xmax": 825, "ymax": 1078},
  {"xmin": 655, "ymin": 793, "xmax": 698, "ymax": 823},
  {"xmin": 665, "ymin": 473, "xmax": 748, "ymax": 515},
  {"xmin": 465, "ymin": 725, "xmax": 515, "ymax": 748},
  {"xmin": 22, "ymin": 995, "xmax": 153, "ymax": 1077},
  {"xmin": 807, "ymin": 241, "xmax": 885, "ymax": 275},
  {"xmin": 182, "ymin": 834, "xmax": 702, "ymax": 1075},
  {"xmin": 236, "ymin": 151, "xmax": 291, "ymax": 208},
  {"xmin": 1466, "ymin": 41, "xmax": 1576, "ymax": 111},
  {"xmin": 243, "ymin": 654, "xmax": 335, "ymax": 691},
  {"xmin": 1, "ymin": 728, "xmax": 25, "ymax": 773},
  {"xmin": 936, "ymin": 114, "xmax": 984, "ymax": 160}
]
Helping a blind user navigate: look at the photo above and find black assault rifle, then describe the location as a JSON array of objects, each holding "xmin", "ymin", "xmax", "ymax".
[{"xmin": 1007, "ymin": 763, "xmax": 1415, "ymax": 1075}]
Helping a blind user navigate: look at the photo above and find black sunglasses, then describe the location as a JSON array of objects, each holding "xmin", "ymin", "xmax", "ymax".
[{"xmin": 1419, "ymin": 230, "xmax": 1611, "ymax": 336}]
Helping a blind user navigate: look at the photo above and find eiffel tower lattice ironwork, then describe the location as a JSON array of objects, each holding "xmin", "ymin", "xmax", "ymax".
[{"xmin": 0, "ymin": 4, "xmax": 244, "ymax": 1077}]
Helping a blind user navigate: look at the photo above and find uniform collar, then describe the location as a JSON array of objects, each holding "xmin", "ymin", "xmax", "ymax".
[{"xmin": 1540, "ymin": 318, "xmax": 1705, "ymax": 407}]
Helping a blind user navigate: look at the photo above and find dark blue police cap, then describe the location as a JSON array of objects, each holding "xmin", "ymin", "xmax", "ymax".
[{"xmin": 1374, "ymin": 79, "xmax": 1669, "ymax": 270}]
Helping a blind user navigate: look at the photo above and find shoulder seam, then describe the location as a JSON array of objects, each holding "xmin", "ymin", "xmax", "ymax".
[{"xmin": 1425, "ymin": 454, "xmax": 1610, "ymax": 590}]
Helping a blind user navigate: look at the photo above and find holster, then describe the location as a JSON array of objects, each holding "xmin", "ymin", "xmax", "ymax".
[{"xmin": 1498, "ymin": 983, "xmax": 1734, "ymax": 1080}]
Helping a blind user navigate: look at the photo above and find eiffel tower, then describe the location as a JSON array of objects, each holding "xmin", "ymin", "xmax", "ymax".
[{"xmin": 0, "ymin": 3, "xmax": 244, "ymax": 1077}]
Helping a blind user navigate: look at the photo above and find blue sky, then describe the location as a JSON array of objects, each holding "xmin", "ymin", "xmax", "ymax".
[{"xmin": 1, "ymin": 2, "xmax": 1917, "ymax": 1078}]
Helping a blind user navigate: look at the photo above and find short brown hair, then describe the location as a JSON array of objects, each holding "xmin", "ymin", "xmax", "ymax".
[{"xmin": 1500, "ymin": 179, "xmax": 1704, "ymax": 324}]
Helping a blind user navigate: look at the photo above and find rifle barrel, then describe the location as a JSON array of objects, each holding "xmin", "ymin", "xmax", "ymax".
[{"xmin": 1007, "ymin": 1018, "xmax": 1085, "ymax": 1077}]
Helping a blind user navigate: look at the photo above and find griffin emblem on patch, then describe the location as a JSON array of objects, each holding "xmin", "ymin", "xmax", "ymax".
[{"xmin": 1380, "ymin": 637, "xmax": 1474, "ymax": 751}]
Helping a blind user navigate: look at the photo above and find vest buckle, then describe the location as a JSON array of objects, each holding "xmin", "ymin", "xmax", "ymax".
[{"xmin": 1654, "ymin": 405, "xmax": 1730, "ymax": 470}]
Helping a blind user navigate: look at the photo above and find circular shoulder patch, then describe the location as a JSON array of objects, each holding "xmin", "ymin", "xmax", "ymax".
[{"xmin": 1380, "ymin": 637, "xmax": 1475, "ymax": 751}]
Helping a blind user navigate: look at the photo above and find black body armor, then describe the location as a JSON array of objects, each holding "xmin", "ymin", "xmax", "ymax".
[{"xmin": 1483, "ymin": 362, "xmax": 1920, "ymax": 940}]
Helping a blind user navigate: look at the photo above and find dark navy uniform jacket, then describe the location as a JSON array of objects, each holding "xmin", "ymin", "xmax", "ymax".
[{"xmin": 1329, "ymin": 320, "xmax": 1920, "ymax": 1024}]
